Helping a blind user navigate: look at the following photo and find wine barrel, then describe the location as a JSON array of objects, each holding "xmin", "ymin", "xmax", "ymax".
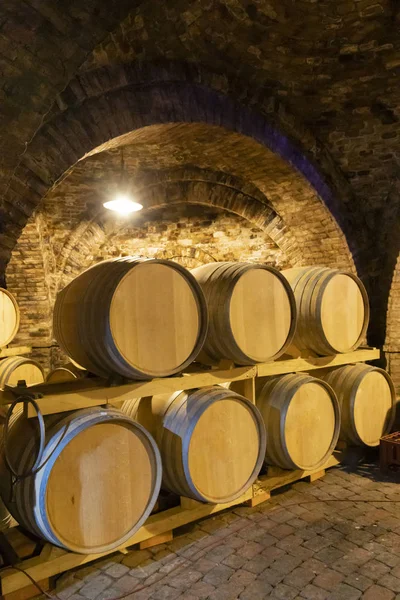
[
  {"xmin": 282, "ymin": 267, "xmax": 369, "ymax": 355},
  {"xmin": 0, "ymin": 288, "xmax": 19, "ymax": 348},
  {"xmin": 0, "ymin": 426, "xmax": 11, "ymax": 531},
  {"xmin": 0, "ymin": 357, "xmax": 44, "ymax": 389},
  {"xmin": 54, "ymin": 257, "xmax": 208, "ymax": 379},
  {"xmin": 191, "ymin": 262, "xmax": 296, "ymax": 365},
  {"xmin": 256, "ymin": 373, "xmax": 340, "ymax": 470},
  {"xmin": 319, "ymin": 364, "xmax": 395, "ymax": 447},
  {"xmin": 0, "ymin": 407, "xmax": 162, "ymax": 553},
  {"xmin": 46, "ymin": 363, "xmax": 86, "ymax": 384},
  {"xmin": 122, "ymin": 386, "xmax": 266, "ymax": 503}
]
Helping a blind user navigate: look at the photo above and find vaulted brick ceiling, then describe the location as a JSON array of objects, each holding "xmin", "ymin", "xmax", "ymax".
[{"xmin": 1, "ymin": 0, "xmax": 400, "ymax": 355}]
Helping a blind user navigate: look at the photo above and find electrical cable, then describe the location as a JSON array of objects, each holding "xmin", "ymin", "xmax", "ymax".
[{"xmin": 3, "ymin": 396, "xmax": 45, "ymax": 481}]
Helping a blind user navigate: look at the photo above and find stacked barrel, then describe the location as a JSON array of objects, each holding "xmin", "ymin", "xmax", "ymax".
[
  {"xmin": 0, "ymin": 258, "xmax": 395, "ymax": 555},
  {"xmin": 0, "ymin": 288, "xmax": 44, "ymax": 390}
]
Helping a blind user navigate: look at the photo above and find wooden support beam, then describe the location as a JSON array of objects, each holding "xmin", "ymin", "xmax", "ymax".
[
  {"xmin": 254, "ymin": 453, "xmax": 341, "ymax": 498},
  {"xmin": 0, "ymin": 349, "xmax": 379, "ymax": 417},
  {"xmin": 308, "ymin": 469, "xmax": 325, "ymax": 483},
  {"xmin": 140, "ymin": 531, "xmax": 173, "ymax": 549},
  {"xmin": 0, "ymin": 347, "xmax": 31, "ymax": 359},
  {"xmin": 3, "ymin": 578, "xmax": 50, "ymax": 600},
  {"xmin": 247, "ymin": 490, "xmax": 271, "ymax": 507},
  {"xmin": 257, "ymin": 348, "xmax": 379, "ymax": 377}
]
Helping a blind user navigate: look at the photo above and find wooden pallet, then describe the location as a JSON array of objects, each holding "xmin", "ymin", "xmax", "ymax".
[{"xmin": 0, "ymin": 452, "xmax": 342, "ymax": 597}]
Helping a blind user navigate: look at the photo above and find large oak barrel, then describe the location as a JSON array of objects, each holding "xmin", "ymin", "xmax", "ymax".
[
  {"xmin": 0, "ymin": 288, "xmax": 19, "ymax": 348},
  {"xmin": 282, "ymin": 267, "xmax": 369, "ymax": 355},
  {"xmin": 0, "ymin": 426, "xmax": 11, "ymax": 531},
  {"xmin": 0, "ymin": 407, "xmax": 162, "ymax": 553},
  {"xmin": 0, "ymin": 357, "xmax": 44, "ymax": 389},
  {"xmin": 319, "ymin": 364, "xmax": 395, "ymax": 447},
  {"xmin": 256, "ymin": 373, "xmax": 340, "ymax": 470},
  {"xmin": 54, "ymin": 257, "xmax": 208, "ymax": 379},
  {"xmin": 46, "ymin": 363, "xmax": 86, "ymax": 384},
  {"xmin": 122, "ymin": 386, "xmax": 266, "ymax": 503},
  {"xmin": 191, "ymin": 262, "xmax": 296, "ymax": 365}
]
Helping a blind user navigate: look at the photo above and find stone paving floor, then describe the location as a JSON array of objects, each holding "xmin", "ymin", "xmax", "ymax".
[{"xmin": 42, "ymin": 462, "xmax": 400, "ymax": 600}]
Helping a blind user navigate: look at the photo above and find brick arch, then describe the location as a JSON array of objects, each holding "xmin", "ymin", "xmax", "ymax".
[
  {"xmin": 1, "ymin": 62, "xmax": 357, "ymax": 277},
  {"xmin": 0, "ymin": 1, "xmax": 135, "ymax": 213},
  {"xmin": 384, "ymin": 252, "xmax": 400, "ymax": 394},
  {"xmin": 131, "ymin": 170, "xmax": 302, "ymax": 265},
  {"xmin": 154, "ymin": 247, "xmax": 218, "ymax": 269},
  {"xmin": 55, "ymin": 171, "xmax": 298, "ymax": 292}
]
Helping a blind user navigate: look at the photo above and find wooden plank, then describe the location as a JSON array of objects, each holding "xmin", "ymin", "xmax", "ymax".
[
  {"xmin": 139, "ymin": 531, "xmax": 173, "ymax": 549},
  {"xmin": 247, "ymin": 491, "xmax": 271, "ymax": 508},
  {"xmin": 0, "ymin": 347, "xmax": 31, "ymax": 359},
  {"xmin": 308, "ymin": 469, "xmax": 326, "ymax": 483},
  {"xmin": 0, "ymin": 349, "xmax": 379, "ymax": 417},
  {"xmin": 257, "ymin": 348, "xmax": 379, "ymax": 377},
  {"xmin": 21, "ymin": 366, "xmax": 257, "ymax": 417},
  {"xmin": 231, "ymin": 378, "xmax": 256, "ymax": 403},
  {"xmin": 3, "ymin": 578, "xmax": 49, "ymax": 600},
  {"xmin": 254, "ymin": 453, "xmax": 340, "ymax": 496},
  {"xmin": 0, "ymin": 489, "xmax": 253, "ymax": 594}
]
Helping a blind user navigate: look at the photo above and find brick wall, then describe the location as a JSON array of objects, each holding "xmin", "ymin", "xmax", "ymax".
[
  {"xmin": 0, "ymin": 1, "xmax": 399, "ymax": 384},
  {"xmin": 6, "ymin": 203, "xmax": 288, "ymax": 372}
]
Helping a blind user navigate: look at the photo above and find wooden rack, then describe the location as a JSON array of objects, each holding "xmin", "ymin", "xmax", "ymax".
[
  {"xmin": 0, "ymin": 347, "xmax": 31, "ymax": 360},
  {"xmin": 0, "ymin": 452, "xmax": 343, "ymax": 598},
  {"xmin": 0, "ymin": 347, "xmax": 380, "ymax": 416},
  {"xmin": 0, "ymin": 347, "xmax": 380, "ymax": 597}
]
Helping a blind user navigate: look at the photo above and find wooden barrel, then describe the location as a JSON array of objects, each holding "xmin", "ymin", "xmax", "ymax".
[
  {"xmin": 46, "ymin": 363, "xmax": 86, "ymax": 384},
  {"xmin": 319, "ymin": 364, "xmax": 395, "ymax": 447},
  {"xmin": 282, "ymin": 267, "xmax": 369, "ymax": 355},
  {"xmin": 0, "ymin": 288, "xmax": 19, "ymax": 348},
  {"xmin": 191, "ymin": 262, "xmax": 296, "ymax": 365},
  {"xmin": 0, "ymin": 407, "xmax": 162, "ymax": 553},
  {"xmin": 54, "ymin": 257, "xmax": 208, "ymax": 379},
  {"xmin": 256, "ymin": 373, "xmax": 340, "ymax": 470},
  {"xmin": 0, "ymin": 427, "xmax": 11, "ymax": 531},
  {"xmin": 0, "ymin": 357, "xmax": 44, "ymax": 389},
  {"xmin": 122, "ymin": 386, "xmax": 266, "ymax": 503}
]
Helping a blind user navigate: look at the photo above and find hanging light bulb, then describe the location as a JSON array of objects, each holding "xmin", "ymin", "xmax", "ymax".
[
  {"xmin": 103, "ymin": 147, "xmax": 143, "ymax": 215},
  {"xmin": 104, "ymin": 195, "xmax": 143, "ymax": 214}
]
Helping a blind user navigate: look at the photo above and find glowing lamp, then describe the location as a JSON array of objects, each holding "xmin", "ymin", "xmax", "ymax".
[{"xmin": 103, "ymin": 194, "xmax": 143, "ymax": 215}]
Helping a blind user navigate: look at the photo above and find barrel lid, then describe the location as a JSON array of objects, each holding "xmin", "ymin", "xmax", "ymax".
[
  {"xmin": 0, "ymin": 288, "xmax": 19, "ymax": 347},
  {"xmin": 46, "ymin": 420, "xmax": 158, "ymax": 552},
  {"xmin": 187, "ymin": 396, "xmax": 261, "ymax": 502},
  {"xmin": 320, "ymin": 274, "xmax": 365, "ymax": 352},
  {"xmin": 284, "ymin": 381, "xmax": 337, "ymax": 470},
  {"xmin": 109, "ymin": 262, "xmax": 202, "ymax": 376},
  {"xmin": 353, "ymin": 370, "xmax": 394, "ymax": 446},
  {"xmin": 229, "ymin": 268, "xmax": 293, "ymax": 362}
]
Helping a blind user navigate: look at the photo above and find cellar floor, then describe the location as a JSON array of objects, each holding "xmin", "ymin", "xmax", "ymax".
[{"xmin": 39, "ymin": 462, "xmax": 400, "ymax": 600}]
